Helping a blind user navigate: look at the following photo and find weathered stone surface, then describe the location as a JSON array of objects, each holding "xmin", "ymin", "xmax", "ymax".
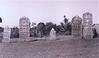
[
  {"xmin": 19, "ymin": 16, "xmax": 30, "ymax": 41},
  {"xmin": 49, "ymin": 28, "xmax": 56, "ymax": 40},
  {"xmin": 2, "ymin": 26, "xmax": 11, "ymax": 42},
  {"xmin": 83, "ymin": 12, "xmax": 93, "ymax": 39},
  {"xmin": 72, "ymin": 16, "xmax": 82, "ymax": 39}
]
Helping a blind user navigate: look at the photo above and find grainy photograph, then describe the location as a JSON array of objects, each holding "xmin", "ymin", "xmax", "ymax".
[{"xmin": 0, "ymin": 0, "xmax": 98, "ymax": 58}]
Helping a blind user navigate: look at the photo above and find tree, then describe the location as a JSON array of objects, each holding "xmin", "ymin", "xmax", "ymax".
[
  {"xmin": 64, "ymin": 15, "xmax": 68, "ymax": 24},
  {"xmin": 56, "ymin": 16, "xmax": 72, "ymax": 35},
  {"xmin": 10, "ymin": 27, "xmax": 19, "ymax": 38},
  {"xmin": 0, "ymin": 17, "xmax": 2, "ymax": 23},
  {"xmin": 66, "ymin": 22, "xmax": 72, "ymax": 35},
  {"xmin": 37, "ymin": 22, "xmax": 45, "ymax": 37},
  {"xmin": 30, "ymin": 27, "xmax": 37, "ymax": 37},
  {"xmin": 0, "ymin": 27, "xmax": 4, "ymax": 33},
  {"xmin": 45, "ymin": 22, "xmax": 54, "ymax": 36},
  {"xmin": 0, "ymin": 27, "xmax": 4, "ymax": 40},
  {"xmin": 93, "ymin": 28, "xmax": 97, "ymax": 38},
  {"xmin": 31, "ymin": 22, "xmax": 36, "ymax": 27},
  {"xmin": 63, "ymin": 15, "xmax": 69, "ymax": 32}
]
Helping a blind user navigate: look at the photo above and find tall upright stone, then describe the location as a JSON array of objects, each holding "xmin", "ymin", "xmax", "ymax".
[
  {"xmin": 49, "ymin": 28, "xmax": 56, "ymax": 40},
  {"xmin": 2, "ymin": 26, "xmax": 11, "ymax": 42},
  {"xmin": 83, "ymin": 12, "xmax": 93, "ymax": 39},
  {"xmin": 19, "ymin": 16, "xmax": 30, "ymax": 41},
  {"xmin": 72, "ymin": 16, "xmax": 82, "ymax": 39}
]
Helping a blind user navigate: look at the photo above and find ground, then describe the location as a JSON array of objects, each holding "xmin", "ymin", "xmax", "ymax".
[{"xmin": 0, "ymin": 37, "xmax": 99, "ymax": 58}]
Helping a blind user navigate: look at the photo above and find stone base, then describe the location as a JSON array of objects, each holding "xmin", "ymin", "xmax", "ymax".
[
  {"xmin": 49, "ymin": 36, "xmax": 56, "ymax": 40},
  {"xmin": 19, "ymin": 38, "xmax": 31, "ymax": 42},
  {"xmin": 2, "ymin": 38, "xmax": 10, "ymax": 42},
  {"xmin": 83, "ymin": 35, "xmax": 93, "ymax": 39}
]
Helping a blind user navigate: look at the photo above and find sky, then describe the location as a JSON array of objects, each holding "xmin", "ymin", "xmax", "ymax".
[{"xmin": 0, "ymin": 0, "xmax": 98, "ymax": 27}]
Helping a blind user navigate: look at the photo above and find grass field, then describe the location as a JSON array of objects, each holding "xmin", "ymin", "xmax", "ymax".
[{"xmin": 0, "ymin": 37, "xmax": 99, "ymax": 58}]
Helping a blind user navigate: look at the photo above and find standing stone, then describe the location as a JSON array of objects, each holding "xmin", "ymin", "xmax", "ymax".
[
  {"xmin": 72, "ymin": 16, "xmax": 82, "ymax": 39},
  {"xmin": 83, "ymin": 12, "xmax": 93, "ymax": 39},
  {"xmin": 49, "ymin": 28, "xmax": 56, "ymax": 40},
  {"xmin": 2, "ymin": 26, "xmax": 11, "ymax": 42},
  {"xmin": 19, "ymin": 16, "xmax": 30, "ymax": 41}
]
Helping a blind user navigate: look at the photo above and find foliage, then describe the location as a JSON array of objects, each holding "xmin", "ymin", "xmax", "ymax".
[
  {"xmin": 37, "ymin": 22, "xmax": 46, "ymax": 37},
  {"xmin": 10, "ymin": 27, "xmax": 19, "ymax": 38}
]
